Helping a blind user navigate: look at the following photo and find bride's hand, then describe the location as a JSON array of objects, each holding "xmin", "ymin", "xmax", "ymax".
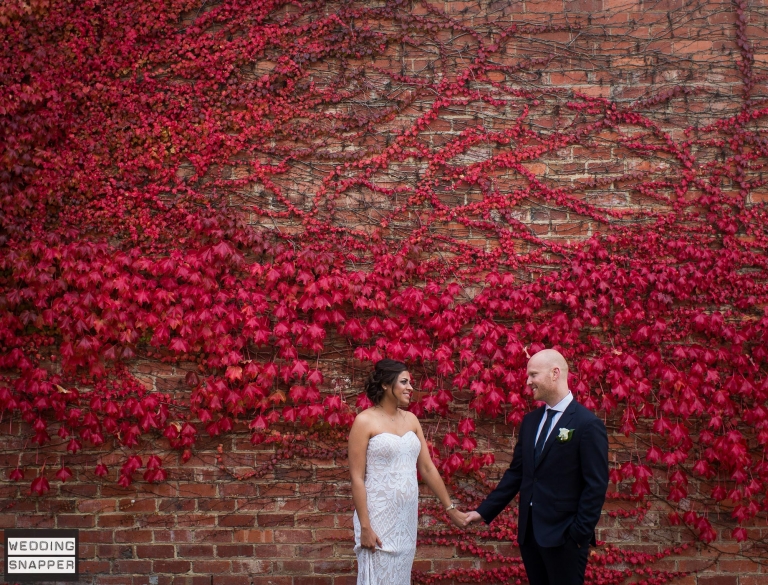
[
  {"xmin": 447, "ymin": 508, "xmax": 467, "ymax": 529},
  {"xmin": 360, "ymin": 526, "xmax": 382, "ymax": 550},
  {"xmin": 462, "ymin": 510, "xmax": 483, "ymax": 528}
]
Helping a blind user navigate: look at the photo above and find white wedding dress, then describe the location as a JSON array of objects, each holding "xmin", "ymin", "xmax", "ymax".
[{"xmin": 353, "ymin": 431, "xmax": 421, "ymax": 584}]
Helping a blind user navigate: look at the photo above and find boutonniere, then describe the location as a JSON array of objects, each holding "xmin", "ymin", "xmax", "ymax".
[{"xmin": 557, "ymin": 428, "xmax": 575, "ymax": 443}]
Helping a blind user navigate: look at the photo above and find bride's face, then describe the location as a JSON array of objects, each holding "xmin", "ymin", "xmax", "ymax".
[{"xmin": 385, "ymin": 371, "xmax": 413, "ymax": 408}]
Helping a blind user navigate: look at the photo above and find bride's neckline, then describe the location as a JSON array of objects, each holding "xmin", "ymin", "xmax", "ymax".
[{"xmin": 370, "ymin": 430, "xmax": 416, "ymax": 440}]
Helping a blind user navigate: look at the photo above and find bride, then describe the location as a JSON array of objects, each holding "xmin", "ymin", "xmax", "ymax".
[{"xmin": 348, "ymin": 359, "xmax": 467, "ymax": 584}]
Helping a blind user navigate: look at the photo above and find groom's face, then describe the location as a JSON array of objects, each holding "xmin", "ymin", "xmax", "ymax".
[{"xmin": 526, "ymin": 361, "xmax": 557, "ymax": 404}]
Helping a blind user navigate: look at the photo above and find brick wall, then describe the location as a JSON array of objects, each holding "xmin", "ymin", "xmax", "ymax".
[
  {"xmin": 2, "ymin": 0, "xmax": 768, "ymax": 583},
  {"xmin": 2, "ymin": 415, "xmax": 764, "ymax": 585}
]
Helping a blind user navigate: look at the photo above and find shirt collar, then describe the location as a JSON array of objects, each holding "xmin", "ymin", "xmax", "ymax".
[{"xmin": 548, "ymin": 392, "xmax": 573, "ymax": 413}]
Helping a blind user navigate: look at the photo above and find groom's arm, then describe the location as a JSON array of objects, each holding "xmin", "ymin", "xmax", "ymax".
[
  {"xmin": 475, "ymin": 429, "xmax": 525, "ymax": 524},
  {"xmin": 569, "ymin": 417, "xmax": 609, "ymax": 545}
]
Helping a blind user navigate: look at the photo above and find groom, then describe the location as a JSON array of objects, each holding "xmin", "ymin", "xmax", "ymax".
[{"xmin": 464, "ymin": 349, "xmax": 608, "ymax": 585}]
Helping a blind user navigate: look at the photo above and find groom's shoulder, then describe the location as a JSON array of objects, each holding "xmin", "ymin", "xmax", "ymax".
[
  {"xmin": 522, "ymin": 405, "xmax": 545, "ymax": 423},
  {"xmin": 525, "ymin": 404, "xmax": 546, "ymax": 417},
  {"xmin": 572, "ymin": 400, "xmax": 602, "ymax": 422}
]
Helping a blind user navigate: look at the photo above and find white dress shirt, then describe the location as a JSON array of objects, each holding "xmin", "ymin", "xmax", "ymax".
[{"xmin": 534, "ymin": 392, "xmax": 573, "ymax": 445}]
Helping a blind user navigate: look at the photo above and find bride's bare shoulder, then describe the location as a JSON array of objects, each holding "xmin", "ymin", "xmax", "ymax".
[
  {"xmin": 403, "ymin": 410, "xmax": 418, "ymax": 422},
  {"xmin": 403, "ymin": 410, "xmax": 422, "ymax": 430},
  {"xmin": 351, "ymin": 407, "xmax": 377, "ymax": 428}
]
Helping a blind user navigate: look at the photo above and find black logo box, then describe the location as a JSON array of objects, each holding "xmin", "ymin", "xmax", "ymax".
[{"xmin": 4, "ymin": 529, "xmax": 79, "ymax": 583}]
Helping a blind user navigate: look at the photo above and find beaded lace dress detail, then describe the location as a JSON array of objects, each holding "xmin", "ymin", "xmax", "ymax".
[{"xmin": 353, "ymin": 431, "xmax": 421, "ymax": 585}]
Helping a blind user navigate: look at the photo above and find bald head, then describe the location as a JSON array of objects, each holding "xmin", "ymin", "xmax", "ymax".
[
  {"xmin": 526, "ymin": 349, "xmax": 570, "ymax": 406},
  {"xmin": 529, "ymin": 349, "xmax": 568, "ymax": 376}
]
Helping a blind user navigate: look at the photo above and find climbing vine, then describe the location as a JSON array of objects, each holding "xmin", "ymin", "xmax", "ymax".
[{"xmin": 2, "ymin": 0, "xmax": 768, "ymax": 582}]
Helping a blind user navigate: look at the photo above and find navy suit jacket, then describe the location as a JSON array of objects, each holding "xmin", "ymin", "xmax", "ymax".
[{"xmin": 476, "ymin": 400, "xmax": 608, "ymax": 548}]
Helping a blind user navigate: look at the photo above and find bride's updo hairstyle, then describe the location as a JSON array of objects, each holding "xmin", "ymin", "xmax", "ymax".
[{"xmin": 365, "ymin": 359, "xmax": 408, "ymax": 405}]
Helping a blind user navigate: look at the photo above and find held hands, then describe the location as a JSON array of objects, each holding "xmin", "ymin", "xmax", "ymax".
[
  {"xmin": 461, "ymin": 510, "xmax": 483, "ymax": 529},
  {"xmin": 360, "ymin": 526, "xmax": 382, "ymax": 550},
  {"xmin": 446, "ymin": 507, "xmax": 467, "ymax": 529},
  {"xmin": 446, "ymin": 508, "xmax": 484, "ymax": 529}
]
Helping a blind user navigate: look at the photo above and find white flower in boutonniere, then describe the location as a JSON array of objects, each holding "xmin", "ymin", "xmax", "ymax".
[{"xmin": 557, "ymin": 428, "xmax": 575, "ymax": 442}]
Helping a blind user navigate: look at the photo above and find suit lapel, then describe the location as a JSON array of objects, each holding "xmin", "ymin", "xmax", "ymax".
[
  {"xmin": 535, "ymin": 400, "xmax": 577, "ymax": 468},
  {"xmin": 527, "ymin": 405, "xmax": 546, "ymax": 467}
]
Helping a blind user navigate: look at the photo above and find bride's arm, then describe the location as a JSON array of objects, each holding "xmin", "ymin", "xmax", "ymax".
[
  {"xmin": 348, "ymin": 413, "xmax": 382, "ymax": 549},
  {"xmin": 412, "ymin": 414, "xmax": 467, "ymax": 528}
]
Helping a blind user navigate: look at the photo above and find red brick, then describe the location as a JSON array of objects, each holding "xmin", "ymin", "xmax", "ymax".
[
  {"xmin": 274, "ymin": 529, "xmax": 313, "ymax": 543},
  {"xmin": 79, "ymin": 560, "xmax": 112, "ymax": 574},
  {"xmin": 316, "ymin": 498, "xmax": 351, "ymax": 513},
  {"xmin": 278, "ymin": 559, "xmax": 312, "ymax": 573},
  {"xmin": 153, "ymin": 560, "xmax": 191, "ymax": 573},
  {"xmin": 176, "ymin": 514, "xmax": 216, "ymax": 527},
  {"xmin": 211, "ymin": 578, "xmax": 253, "ymax": 585},
  {"xmin": 119, "ymin": 498, "xmax": 157, "ymax": 512},
  {"xmin": 172, "ymin": 578, "xmax": 212, "ymax": 585},
  {"xmin": 114, "ymin": 529, "xmax": 153, "ymax": 543},
  {"xmin": 57, "ymin": 514, "xmax": 96, "ymax": 528},
  {"xmin": 216, "ymin": 544, "xmax": 254, "ymax": 557},
  {"xmin": 61, "ymin": 484, "xmax": 100, "ymax": 497},
  {"xmin": 697, "ymin": 577, "xmax": 739, "ymax": 585},
  {"xmin": 145, "ymin": 514, "xmax": 176, "ymax": 528},
  {"xmin": 432, "ymin": 559, "xmax": 475, "ymax": 571},
  {"xmin": 315, "ymin": 529, "xmax": 353, "ymax": 541},
  {"xmin": 414, "ymin": 545, "xmax": 457, "ymax": 559},
  {"xmin": 276, "ymin": 498, "xmax": 313, "ymax": 512},
  {"xmin": 192, "ymin": 560, "xmax": 231, "ymax": 573},
  {"xmin": 219, "ymin": 483, "xmax": 260, "ymax": 497},
  {"xmin": 15, "ymin": 516, "xmax": 56, "ymax": 528},
  {"xmin": 136, "ymin": 544, "xmax": 175, "ymax": 558},
  {"xmin": 718, "ymin": 559, "xmax": 762, "ymax": 572},
  {"xmin": 115, "ymin": 559, "xmax": 153, "ymax": 573},
  {"xmin": 154, "ymin": 529, "xmax": 194, "ymax": 542},
  {"xmin": 0, "ymin": 515, "xmax": 15, "ymax": 528},
  {"xmin": 198, "ymin": 498, "xmax": 236, "ymax": 512},
  {"xmin": 177, "ymin": 483, "xmax": 218, "ymax": 498},
  {"xmin": 158, "ymin": 498, "xmax": 196, "ymax": 512},
  {"xmin": 231, "ymin": 559, "xmax": 273, "ymax": 573},
  {"xmin": 740, "ymin": 577, "xmax": 768, "ymax": 585},
  {"xmin": 78, "ymin": 499, "xmax": 118, "ymax": 513},
  {"xmin": 295, "ymin": 513, "xmax": 335, "ymax": 528},
  {"xmin": 78, "ymin": 543, "xmax": 97, "ymax": 559},
  {"xmin": 98, "ymin": 514, "xmax": 136, "ymax": 528},
  {"xmin": 177, "ymin": 544, "xmax": 215, "ymax": 557},
  {"xmin": 97, "ymin": 544, "xmax": 133, "ymax": 558},
  {"xmin": 38, "ymin": 499, "xmax": 76, "ymax": 513},
  {"xmin": 412, "ymin": 559, "xmax": 432, "ymax": 572},
  {"xmin": 234, "ymin": 529, "xmax": 273, "ymax": 543},
  {"xmin": 257, "ymin": 513, "xmax": 294, "ymax": 527},
  {"xmin": 218, "ymin": 514, "xmax": 257, "ymax": 527},
  {"xmin": 294, "ymin": 543, "xmax": 334, "ymax": 558},
  {"xmin": 313, "ymin": 559, "xmax": 355, "ymax": 573}
]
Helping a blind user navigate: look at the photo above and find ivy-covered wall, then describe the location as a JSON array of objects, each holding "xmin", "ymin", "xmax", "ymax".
[{"xmin": 1, "ymin": 0, "xmax": 767, "ymax": 583}]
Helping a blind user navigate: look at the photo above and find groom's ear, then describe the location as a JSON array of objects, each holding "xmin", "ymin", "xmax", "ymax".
[{"xmin": 551, "ymin": 366, "xmax": 560, "ymax": 381}]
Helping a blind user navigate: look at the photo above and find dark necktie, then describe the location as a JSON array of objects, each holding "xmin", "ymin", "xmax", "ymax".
[{"xmin": 534, "ymin": 409, "xmax": 557, "ymax": 462}]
